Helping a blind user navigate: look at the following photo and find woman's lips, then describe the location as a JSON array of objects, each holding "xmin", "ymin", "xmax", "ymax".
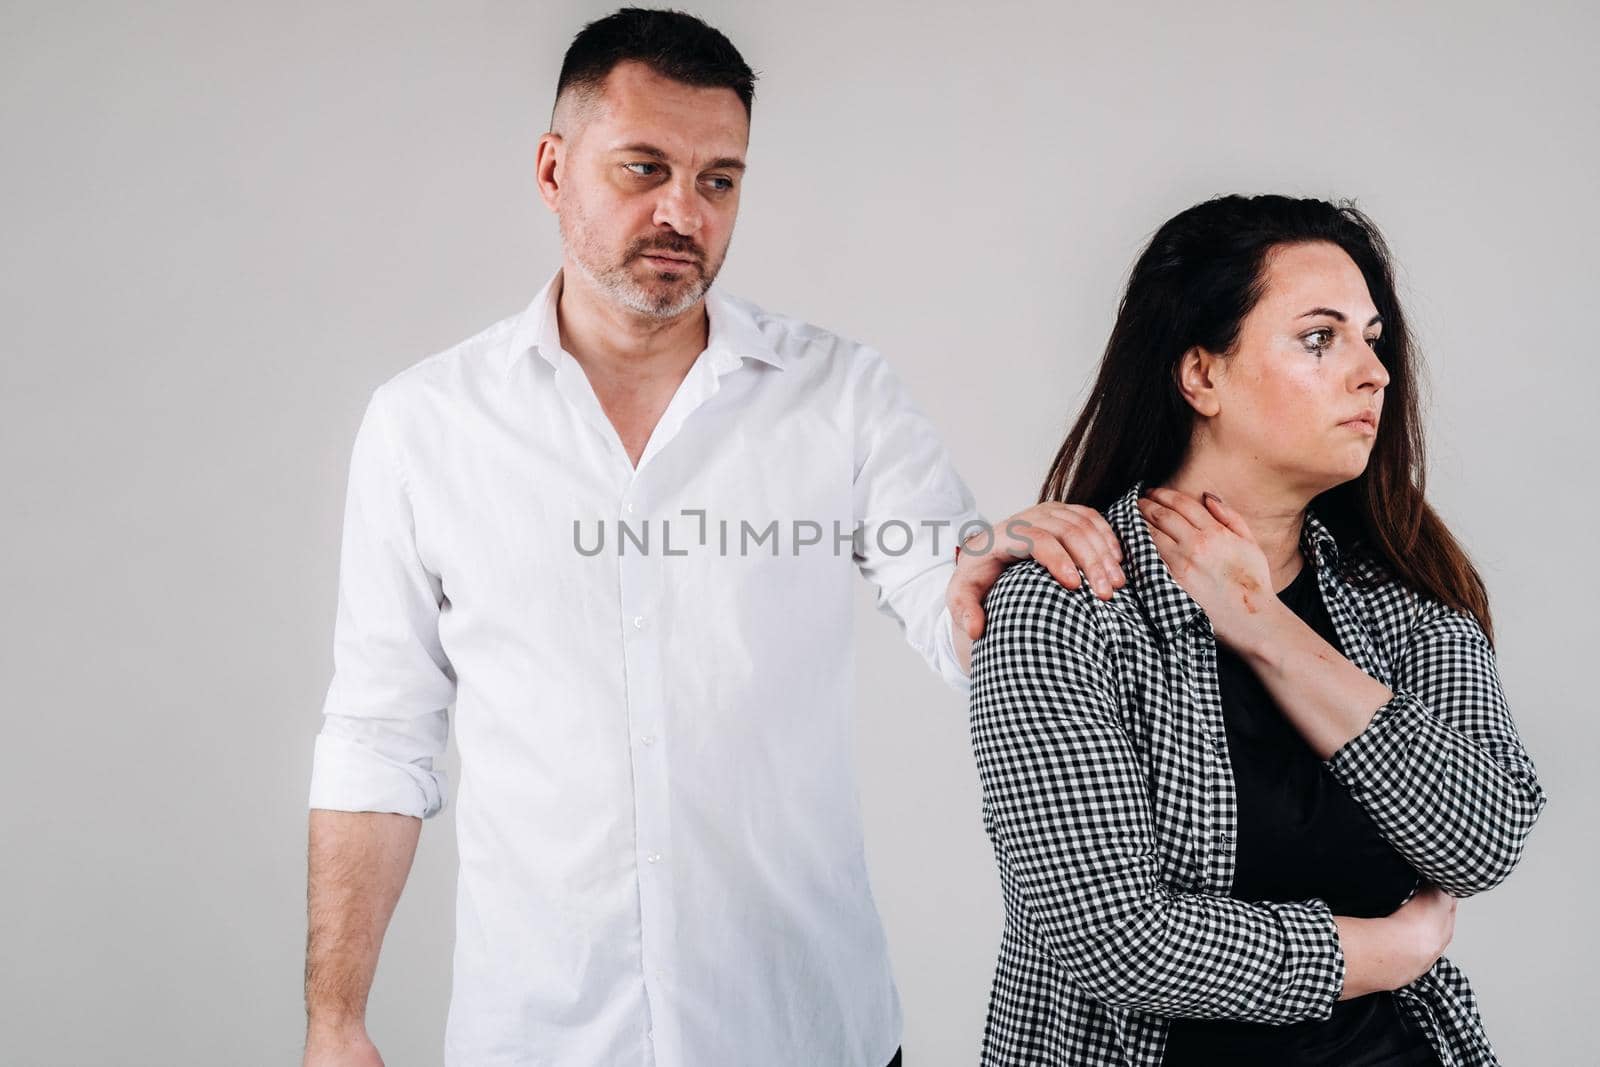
[{"xmin": 1340, "ymin": 414, "xmax": 1379, "ymax": 434}]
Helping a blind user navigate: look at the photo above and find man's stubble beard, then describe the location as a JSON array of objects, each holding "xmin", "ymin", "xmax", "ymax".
[{"xmin": 559, "ymin": 201, "xmax": 727, "ymax": 320}]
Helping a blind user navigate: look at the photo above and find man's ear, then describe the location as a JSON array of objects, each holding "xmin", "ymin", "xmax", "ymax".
[
  {"xmin": 1176, "ymin": 345, "xmax": 1223, "ymax": 417},
  {"xmin": 535, "ymin": 132, "xmax": 563, "ymax": 213}
]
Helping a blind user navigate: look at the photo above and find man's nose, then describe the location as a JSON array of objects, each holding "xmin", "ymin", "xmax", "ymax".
[{"xmin": 652, "ymin": 178, "xmax": 703, "ymax": 237}]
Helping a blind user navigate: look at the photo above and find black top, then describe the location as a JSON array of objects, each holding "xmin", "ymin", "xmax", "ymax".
[{"xmin": 1161, "ymin": 562, "xmax": 1440, "ymax": 1067}]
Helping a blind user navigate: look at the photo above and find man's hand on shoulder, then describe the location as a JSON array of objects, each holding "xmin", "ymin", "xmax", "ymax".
[{"xmin": 947, "ymin": 502, "xmax": 1126, "ymax": 650}]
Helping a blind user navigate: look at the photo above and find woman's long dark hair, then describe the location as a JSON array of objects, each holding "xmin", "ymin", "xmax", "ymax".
[{"xmin": 1040, "ymin": 194, "xmax": 1493, "ymax": 641}]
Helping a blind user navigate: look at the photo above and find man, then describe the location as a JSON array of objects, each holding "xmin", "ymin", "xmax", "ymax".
[{"xmin": 303, "ymin": 10, "xmax": 1124, "ymax": 1066}]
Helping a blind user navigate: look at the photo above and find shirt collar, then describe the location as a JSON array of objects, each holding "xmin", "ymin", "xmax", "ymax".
[
  {"xmin": 1107, "ymin": 481, "xmax": 1344, "ymax": 646},
  {"xmin": 1299, "ymin": 506, "xmax": 1342, "ymax": 573},
  {"xmin": 499, "ymin": 269, "xmax": 784, "ymax": 382}
]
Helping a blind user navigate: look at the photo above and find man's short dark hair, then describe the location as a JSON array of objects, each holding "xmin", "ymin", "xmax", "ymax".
[{"xmin": 556, "ymin": 8, "xmax": 757, "ymax": 118}]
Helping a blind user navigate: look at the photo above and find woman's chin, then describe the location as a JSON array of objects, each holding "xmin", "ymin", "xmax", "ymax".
[{"xmin": 1307, "ymin": 467, "xmax": 1368, "ymax": 497}]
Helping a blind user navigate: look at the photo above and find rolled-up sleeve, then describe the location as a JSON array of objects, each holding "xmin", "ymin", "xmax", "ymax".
[
  {"xmin": 1325, "ymin": 600, "xmax": 1547, "ymax": 896},
  {"xmin": 848, "ymin": 344, "xmax": 983, "ymax": 696},
  {"xmin": 308, "ymin": 386, "xmax": 455, "ymax": 819},
  {"xmin": 971, "ymin": 562, "xmax": 1345, "ymax": 1023}
]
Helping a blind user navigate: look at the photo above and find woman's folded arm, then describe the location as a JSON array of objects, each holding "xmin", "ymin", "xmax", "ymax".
[
  {"xmin": 1323, "ymin": 597, "xmax": 1548, "ymax": 896},
  {"xmin": 970, "ymin": 562, "xmax": 1346, "ymax": 1024}
]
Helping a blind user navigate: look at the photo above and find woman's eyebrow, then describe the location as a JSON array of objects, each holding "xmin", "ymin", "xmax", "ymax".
[{"xmin": 1297, "ymin": 307, "xmax": 1384, "ymax": 327}]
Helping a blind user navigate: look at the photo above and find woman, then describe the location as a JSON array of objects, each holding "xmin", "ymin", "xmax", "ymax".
[{"xmin": 969, "ymin": 195, "xmax": 1546, "ymax": 1066}]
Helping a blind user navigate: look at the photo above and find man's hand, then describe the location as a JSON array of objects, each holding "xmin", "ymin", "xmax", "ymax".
[
  {"xmin": 947, "ymin": 502, "xmax": 1126, "ymax": 645},
  {"xmin": 304, "ymin": 1023, "xmax": 384, "ymax": 1067}
]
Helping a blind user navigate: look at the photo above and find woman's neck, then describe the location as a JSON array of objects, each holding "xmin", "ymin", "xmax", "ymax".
[{"xmin": 1160, "ymin": 454, "xmax": 1313, "ymax": 593}]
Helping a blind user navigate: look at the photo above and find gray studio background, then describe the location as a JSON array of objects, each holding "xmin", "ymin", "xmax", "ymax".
[{"xmin": 3, "ymin": 1, "xmax": 1595, "ymax": 1063}]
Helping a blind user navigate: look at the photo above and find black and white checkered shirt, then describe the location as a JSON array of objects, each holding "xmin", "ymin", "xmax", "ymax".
[{"xmin": 969, "ymin": 483, "xmax": 1547, "ymax": 1066}]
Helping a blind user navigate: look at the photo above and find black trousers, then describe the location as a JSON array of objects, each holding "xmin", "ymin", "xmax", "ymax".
[{"xmin": 886, "ymin": 1049, "xmax": 902, "ymax": 1067}]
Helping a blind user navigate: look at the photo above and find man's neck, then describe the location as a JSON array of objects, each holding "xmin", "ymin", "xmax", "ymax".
[
  {"xmin": 1162, "ymin": 449, "xmax": 1316, "ymax": 592},
  {"xmin": 555, "ymin": 263, "xmax": 710, "ymax": 386}
]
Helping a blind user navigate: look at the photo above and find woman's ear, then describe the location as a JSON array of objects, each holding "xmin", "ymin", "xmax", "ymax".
[{"xmin": 1176, "ymin": 345, "xmax": 1223, "ymax": 417}]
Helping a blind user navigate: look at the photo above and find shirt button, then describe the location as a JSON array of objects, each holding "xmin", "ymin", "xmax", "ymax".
[
  {"xmin": 640, "ymin": 734, "xmax": 655, "ymax": 746},
  {"xmin": 626, "ymin": 501, "xmax": 636, "ymax": 514},
  {"xmin": 646, "ymin": 851, "xmax": 663, "ymax": 864},
  {"xmin": 633, "ymin": 615, "xmax": 646, "ymax": 630}
]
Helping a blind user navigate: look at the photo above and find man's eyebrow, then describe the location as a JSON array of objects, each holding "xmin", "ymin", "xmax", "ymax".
[
  {"xmin": 615, "ymin": 142, "xmax": 669, "ymax": 160},
  {"xmin": 612, "ymin": 143, "xmax": 746, "ymax": 171},
  {"xmin": 1297, "ymin": 307, "xmax": 1384, "ymax": 327}
]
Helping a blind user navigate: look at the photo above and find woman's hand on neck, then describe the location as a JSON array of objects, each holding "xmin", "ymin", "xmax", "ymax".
[{"xmin": 1162, "ymin": 450, "xmax": 1315, "ymax": 593}]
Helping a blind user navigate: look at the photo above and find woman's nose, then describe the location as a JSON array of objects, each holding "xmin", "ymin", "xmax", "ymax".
[{"xmin": 1354, "ymin": 342, "xmax": 1391, "ymax": 392}]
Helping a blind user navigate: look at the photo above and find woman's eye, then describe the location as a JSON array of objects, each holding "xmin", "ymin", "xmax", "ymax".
[
  {"xmin": 1365, "ymin": 335, "xmax": 1382, "ymax": 350},
  {"xmin": 1302, "ymin": 328, "xmax": 1334, "ymax": 354},
  {"xmin": 623, "ymin": 162, "xmax": 659, "ymax": 177}
]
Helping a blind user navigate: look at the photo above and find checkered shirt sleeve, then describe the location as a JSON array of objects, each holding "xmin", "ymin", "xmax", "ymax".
[
  {"xmin": 970, "ymin": 561, "xmax": 1346, "ymax": 1025},
  {"xmin": 1325, "ymin": 574, "xmax": 1548, "ymax": 897}
]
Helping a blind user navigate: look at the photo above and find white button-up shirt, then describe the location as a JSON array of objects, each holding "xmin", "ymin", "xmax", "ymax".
[{"xmin": 308, "ymin": 271, "xmax": 982, "ymax": 1067}]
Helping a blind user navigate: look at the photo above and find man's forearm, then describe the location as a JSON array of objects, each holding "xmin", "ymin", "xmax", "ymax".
[{"xmin": 305, "ymin": 809, "xmax": 421, "ymax": 1036}]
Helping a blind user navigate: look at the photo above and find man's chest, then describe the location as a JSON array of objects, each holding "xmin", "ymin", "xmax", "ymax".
[{"xmin": 400, "ymin": 383, "xmax": 859, "ymax": 621}]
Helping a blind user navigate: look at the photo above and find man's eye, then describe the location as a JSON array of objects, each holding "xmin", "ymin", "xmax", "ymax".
[
  {"xmin": 703, "ymin": 176, "xmax": 734, "ymax": 192},
  {"xmin": 623, "ymin": 162, "xmax": 659, "ymax": 177},
  {"xmin": 1302, "ymin": 328, "xmax": 1334, "ymax": 354}
]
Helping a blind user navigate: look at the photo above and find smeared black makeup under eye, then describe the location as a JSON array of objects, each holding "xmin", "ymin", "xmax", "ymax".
[{"xmin": 1300, "ymin": 328, "xmax": 1335, "ymax": 355}]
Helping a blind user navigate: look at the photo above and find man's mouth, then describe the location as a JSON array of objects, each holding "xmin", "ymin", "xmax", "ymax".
[{"xmin": 638, "ymin": 251, "xmax": 698, "ymax": 270}]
